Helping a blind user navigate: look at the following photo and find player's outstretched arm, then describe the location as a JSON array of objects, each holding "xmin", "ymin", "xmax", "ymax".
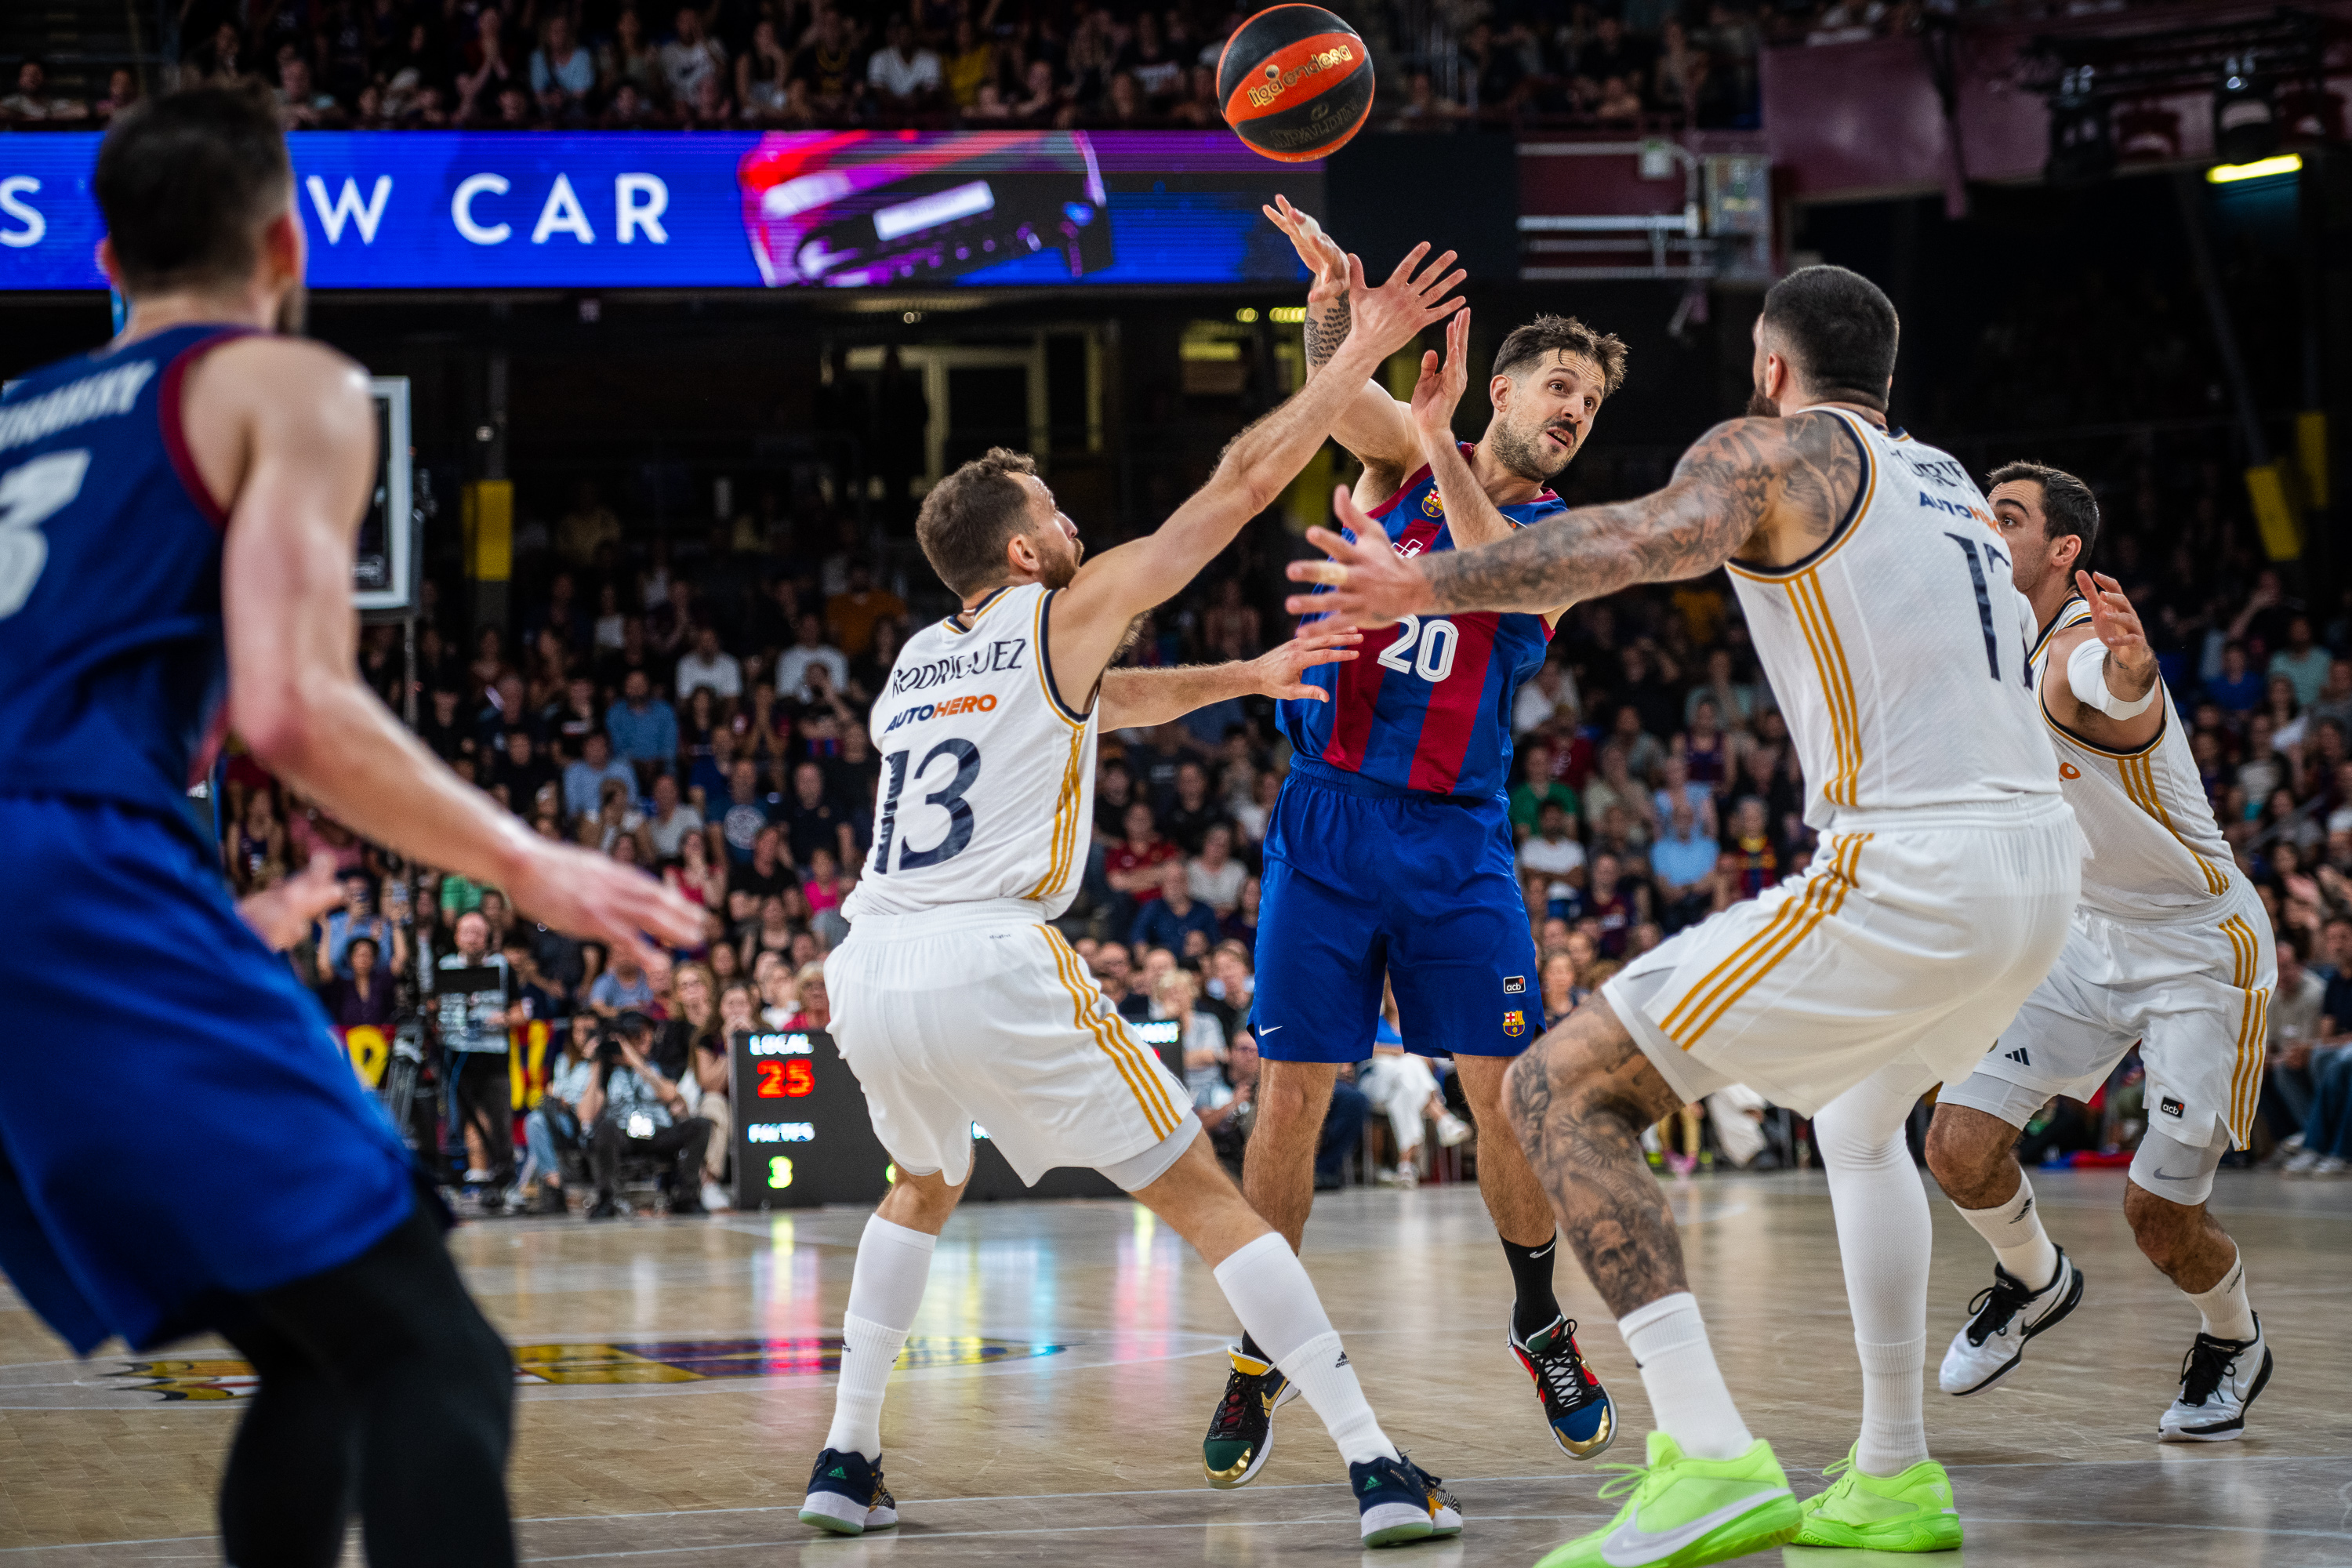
[
  {"xmin": 209, "ymin": 340, "xmax": 701, "ymax": 971},
  {"xmin": 1098, "ymin": 628, "xmax": 1361, "ymax": 730},
  {"xmin": 1263, "ymin": 195, "xmax": 1421, "ymax": 499},
  {"xmin": 1047, "ymin": 244, "xmax": 1465, "ymax": 702},
  {"xmin": 1283, "ymin": 412, "xmax": 1858, "ymax": 626},
  {"xmin": 2043, "ymin": 569, "xmax": 2161, "ymax": 750}
]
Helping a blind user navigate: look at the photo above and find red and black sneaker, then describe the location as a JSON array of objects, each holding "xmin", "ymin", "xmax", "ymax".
[{"xmin": 1510, "ymin": 1315, "xmax": 1615, "ymax": 1459}]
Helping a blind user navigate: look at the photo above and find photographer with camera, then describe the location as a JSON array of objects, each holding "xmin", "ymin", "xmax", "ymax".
[
  {"xmin": 575, "ymin": 1010, "xmax": 713, "ymax": 1218},
  {"xmin": 523, "ymin": 1014, "xmax": 599, "ymax": 1214}
]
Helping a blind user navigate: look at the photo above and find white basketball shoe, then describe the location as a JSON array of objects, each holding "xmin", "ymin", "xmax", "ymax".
[
  {"xmin": 2159, "ymin": 1316, "xmax": 2272, "ymax": 1442},
  {"xmin": 1938, "ymin": 1247, "xmax": 2085, "ymax": 1396}
]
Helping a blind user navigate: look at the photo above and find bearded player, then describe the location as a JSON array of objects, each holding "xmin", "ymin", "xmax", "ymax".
[
  {"xmin": 1292, "ymin": 265, "xmax": 2083, "ymax": 1566},
  {"xmin": 1926, "ymin": 463, "xmax": 2274, "ymax": 1443},
  {"xmin": 1195, "ymin": 198, "xmax": 1628, "ymax": 1490}
]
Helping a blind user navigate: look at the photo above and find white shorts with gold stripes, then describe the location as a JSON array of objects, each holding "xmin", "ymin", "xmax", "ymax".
[
  {"xmin": 1940, "ymin": 880, "xmax": 2274, "ymax": 1152},
  {"xmin": 823, "ymin": 900, "xmax": 1199, "ymax": 1189},
  {"xmin": 1601, "ymin": 797, "xmax": 2082, "ymax": 1118}
]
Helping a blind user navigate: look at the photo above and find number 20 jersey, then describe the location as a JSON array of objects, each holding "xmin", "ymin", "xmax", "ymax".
[
  {"xmin": 842, "ymin": 582, "xmax": 1100, "ymax": 921},
  {"xmin": 1726, "ymin": 408, "xmax": 2060, "ymax": 831},
  {"xmin": 0, "ymin": 325, "xmax": 251, "ymax": 840},
  {"xmin": 1280, "ymin": 444, "xmax": 1558, "ymax": 800}
]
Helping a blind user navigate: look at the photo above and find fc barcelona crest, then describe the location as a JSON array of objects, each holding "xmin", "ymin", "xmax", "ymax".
[
  {"xmin": 1421, "ymin": 488, "xmax": 1445, "ymax": 518},
  {"xmin": 1502, "ymin": 1010, "xmax": 1526, "ymax": 1037}
]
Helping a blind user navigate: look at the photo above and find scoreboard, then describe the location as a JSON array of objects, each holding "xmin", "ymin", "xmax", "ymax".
[{"xmin": 727, "ymin": 1018, "xmax": 1188, "ymax": 1208}]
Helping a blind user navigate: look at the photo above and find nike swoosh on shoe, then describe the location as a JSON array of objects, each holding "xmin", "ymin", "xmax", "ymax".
[{"xmin": 1600, "ymin": 1489, "xmax": 1791, "ymax": 1566}]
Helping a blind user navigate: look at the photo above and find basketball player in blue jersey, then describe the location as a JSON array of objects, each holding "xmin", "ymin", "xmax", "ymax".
[
  {"xmin": 0, "ymin": 88, "xmax": 699, "ymax": 1566},
  {"xmin": 1196, "ymin": 198, "xmax": 1630, "ymax": 1487}
]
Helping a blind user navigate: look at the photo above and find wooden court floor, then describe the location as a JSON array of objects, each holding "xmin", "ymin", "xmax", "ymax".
[{"xmin": 2, "ymin": 1169, "xmax": 2347, "ymax": 1566}]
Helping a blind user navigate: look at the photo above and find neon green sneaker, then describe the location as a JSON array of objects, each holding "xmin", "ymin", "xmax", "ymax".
[
  {"xmin": 1792, "ymin": 1445, "xmax": 1963, "ymax": 1552},
  {"xmin": 1534, "ymin": 1431, "xmax": 1799, "ymax": 1568}
]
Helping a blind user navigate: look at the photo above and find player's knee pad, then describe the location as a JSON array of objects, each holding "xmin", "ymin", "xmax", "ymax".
[{"xmin": 2129, "ymin": 1124, "xmax": 2227, "ymax": 1207}]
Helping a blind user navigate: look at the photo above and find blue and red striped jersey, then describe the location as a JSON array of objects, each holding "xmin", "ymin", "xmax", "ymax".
[
  {"xmin": 0, "ymin": 325, "xmax": 252, "ymax": 839},
  {"xmin": 1279, "ymin": 445, "xmax": 1559, "ymax": 800}
]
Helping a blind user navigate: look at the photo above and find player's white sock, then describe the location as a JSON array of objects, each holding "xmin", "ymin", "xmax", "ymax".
[
  {"xmin": 1212, "ymin": 1232, "xmax": 1398, "ymax": 1466},
  {"xmin": 1953, "ymin": 1173, "xmax": 2058, "ymax": 1292},
  {"xmin": 2186, "ymin": 1247, "xmax": 2256, "ymax": 1342},
  {"xmin": 1617, "ymin": 1294, "xmax": 1753, "ymax": 1461},
  {"xmin": 823, "ymin": 1214, "xmax": 938, "ymax": 1461},
  {"xmin": 1816, "ymin": 1069, "xmax": 1933, "ymax": 1475}
]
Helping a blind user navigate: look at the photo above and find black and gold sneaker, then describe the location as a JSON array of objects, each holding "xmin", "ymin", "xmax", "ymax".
[{"xmin": 1202, "ymin": 1346, "xmax": 1295, "ymax": 1488}]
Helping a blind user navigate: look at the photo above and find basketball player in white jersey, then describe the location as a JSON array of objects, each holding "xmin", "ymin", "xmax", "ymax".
[
  {"xmin": 1285, "ymin": 264, "xmax": 2082, "ymax": 1566},
  {"xmin": 797, "ymin": 242, "xmax": 1474, "ymax": 1548},
  {"xmin": 1927, "ymin": 463, "xmax": 2274, "ymax": 1440}
]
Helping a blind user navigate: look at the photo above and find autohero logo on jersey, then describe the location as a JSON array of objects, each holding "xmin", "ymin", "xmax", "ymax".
[{"xmin": 884, "ymin": 691, "xmax": 999, "ymax": 735}]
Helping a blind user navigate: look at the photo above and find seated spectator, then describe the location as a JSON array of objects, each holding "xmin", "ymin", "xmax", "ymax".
[
  {"xmin": 1519, "ymin": 800, "xmax": 1588, "ymax": 906},
  {"xmin": 780, "ymin": 760, "xmax": 855, "ymax": 869},
  {"xmin": 2271, "ymin": 615, "xmax": 2333, "ymax": 708},
  {"xmin": 867, "ymin": 16, "xmax": 942, "ymax": 114},
  {"xmin": 1357, "ymin": 1014, "xmax": 1471, "ymax": 1186},
  {"xmin": 2207, "ymin": 641, "xmax": 2264, "ymax": 715},
  {"xmin": 93, "ymin": 67, "xmax": 140, "ymax": 123},
  {"xmin": 524, "ymin": 1014, "xmax": 598, "ymax": 1213},
  {"xmin": 605, "ymin": 670, "xmax": 679, "ymax": 779},
  {"xmin": 1202, "ymin": 1029, "xmax": 1260, "ymax": 1173},
  {"xmin": 563, "ymin": 731, "xmax": 636, "ymax": 824},
  {"xmin": 1131, "ymin": 858, "xmax": 1221, "ymax": 956},
  {"xmin": 588, "ymin": 948, "xmax": 658, "ymax": 1017},
  {"xmin": 1188, "ymin": 823, "xmax": 1246, "ymax": 915},
  {"xmin": 676, "ymin": 624, "xmax": 742, "ymax": 703},
  {"xmin": 577, "ymin": 1010, "xmax": 713, "ymax": 1217},
  {"xmin": 493, "ymin": 728, "xmax": 558, "ymax": 815},
  {"xmin": 591, "ymin": 778, "xmax": 651, "ymax": 858},
  {"xmin": 1203, "ymin": 939, "xmax": 1254, "ymax": 1035},
  {"xmin": 1225, "ymin": 874, "xmax": 1262, "ymax": 947},
  {"xmin": 323, "ymin": 935, "xmax": 397, "ymax": 1030},
  {"xmin": 1085, "ymin": 939, "xmax": 1137, "ymax": 1014},
  {"xmin": 733, "ymin": 822, "xmax": 793, "ymax": 902},
  {"xmin": 775, "ymin": 613, "xmax": 850, "ymax": 704},
  {"xmin": 739, "ymin": 892, "xmax": 801, "ymax": 975},
  {"xmin": 276, "ymin": 56, "xmax": 342, "ymax": 127},
  {"xmin": 783, "ymin": 962, "xmax": 832, "ymax": 1031},
  {"xmin": 1539, "ymin": 948, "xmax": 1588, "ymax": 1022},
  {"xmin": 753, "ymin": 949, "xmax": 798, "ymax": 1028},
  {"xmin": 226, "ymin": 788, "xmax": 290, "ymax": 895},
  {"xmin": 529, "ymin": 13, "xmax": 597, "ymax": 113},
  {"xmin": 1650, "ymin": 799, "xmax": 1722, "ymax": 931},
  {"xmin": 658, "ymin": 2, "xmax": 728, "ymax": 106},
  {"xmin": 826, "ymin": 563, "xmax": 908, "ymax": 659},
  {"xmin": 1511, "ymin": 742, "xmax": 1580, "ymax": 839},
  {"xmin": 1163, "ymin": 760, "xmax": 1226, "ymax": 853},
  {"xmin": 647, "ymin": 773, "xmax": 706, "ymax": 861},
  {"xmin": 318, "ymin": 871, "xmax": 407, "ymax": 981},
  {"xmin": 1152, "ymin": 968, "xmax": 1229, "ymax": 1105},
  {"xmin": 2, "ymin": 60, "xmax": 89, "ymax": 122}
]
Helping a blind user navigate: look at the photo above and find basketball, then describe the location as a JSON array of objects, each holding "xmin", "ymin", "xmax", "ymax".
[{"xmin": 1217, "ymin": 4, "xmax": 1375, "ymax": 163}]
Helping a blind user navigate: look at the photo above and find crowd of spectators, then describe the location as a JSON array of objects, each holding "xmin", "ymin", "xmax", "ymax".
[{"xmin": 0, "ymin": 0, "xmax": 2232, "ymax": 135}]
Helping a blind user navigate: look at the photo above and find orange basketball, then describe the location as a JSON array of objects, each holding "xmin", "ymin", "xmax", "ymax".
[{"xmin": 1217, "ymin": 4, "xmax": 1375, "ymax": 164}]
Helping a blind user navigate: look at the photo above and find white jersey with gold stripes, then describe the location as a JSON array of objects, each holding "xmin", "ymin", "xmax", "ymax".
[
  {"xmin": 1727, "ymin": 408, "xmax": 2060, "ymax": 831},
  {"xmin": 842, "ymin": 582, "xmax": 1098, "ymax": 922},
  {"xmin": 2028, "ymin": 594, "xmax": 2235, "ymax": 920}
]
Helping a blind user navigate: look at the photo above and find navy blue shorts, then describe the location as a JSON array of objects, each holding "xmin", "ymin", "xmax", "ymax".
[
  {"xmin": 1252, "ymin": 760, "xmax": 1544, "ymax": 1063},
  {"xmin": 0, "ymin": 796, "xmax": 417, "ymax": 1352}
]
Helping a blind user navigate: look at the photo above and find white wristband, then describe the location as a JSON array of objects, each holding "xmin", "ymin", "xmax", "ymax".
[{"xmin": 2067, "ymin": 636, "xmax": 2156, "ymax": 720}]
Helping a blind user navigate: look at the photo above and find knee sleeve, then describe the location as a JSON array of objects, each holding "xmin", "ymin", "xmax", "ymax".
[{"xmin": 2129, "ymin": 1124, "xmax": 2227, "ymax": 1207}]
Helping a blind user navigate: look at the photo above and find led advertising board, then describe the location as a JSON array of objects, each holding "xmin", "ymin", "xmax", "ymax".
[{"xmin": 0, "ymin": 129, "xmax": 1319, "ymax": 291}]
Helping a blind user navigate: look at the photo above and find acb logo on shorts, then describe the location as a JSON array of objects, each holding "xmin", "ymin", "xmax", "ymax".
[{"xmin": 1502, "ymin": 1010, "xmax": 1526, "ymax": 1037}]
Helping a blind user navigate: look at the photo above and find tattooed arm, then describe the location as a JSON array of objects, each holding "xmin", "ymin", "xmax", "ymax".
[
  {"xmin": 1264, "ymin": 194, "xmax": 1424, "ymax": 501},
  {"xmin": 1284, "ymin": 410, "xmax": 1864, "ymax": 627}
]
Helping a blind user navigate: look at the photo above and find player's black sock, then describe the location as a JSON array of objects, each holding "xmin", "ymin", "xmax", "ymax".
[
  {"xmin": 1502, "ymin": 1234, "xmax": 1565, "ymax": 1342},
  {"xmin": 1240, "ymin": 1330, "xmax": 1269, "ymax": 1366}
]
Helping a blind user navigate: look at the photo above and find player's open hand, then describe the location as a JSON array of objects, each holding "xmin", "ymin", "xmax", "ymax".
[
  {"xmin": 1344, "ymin": 243, "xmax": 1468, "ymax": 364},
  {"xmin": 1283, "ymin": 486, "xmax": 1436, "ymax": 630},
  {"xmin": 1262, "ymin": 194, "xmax": 1348, "ymax": 303},
  {"xmin": 506, "ymin": 840, "xmax": 704, "ymax": 978},
  {"xmin": 1410, "ymin": 307, "xmax": 1472, "ymax": 444},
  {"xmin": 2075, "ymin": 568, "xmax": 2154, "ymax": 679},
  {"xmin": 236, "ymin": 851, "xmax": 346, "ymax": 953},
  {"xmin": 1244, "ymin": 626, "xmax": 1363, "ymax": 702}
]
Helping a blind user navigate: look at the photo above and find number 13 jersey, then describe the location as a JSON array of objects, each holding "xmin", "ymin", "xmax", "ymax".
[
  {"xmin": 1726, "ymin": 408, "xmax": 2060, "ymax": 831},
  {"xmin": 843, "ymin": 582, "xmax": 1099, "ymax": 921}
]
